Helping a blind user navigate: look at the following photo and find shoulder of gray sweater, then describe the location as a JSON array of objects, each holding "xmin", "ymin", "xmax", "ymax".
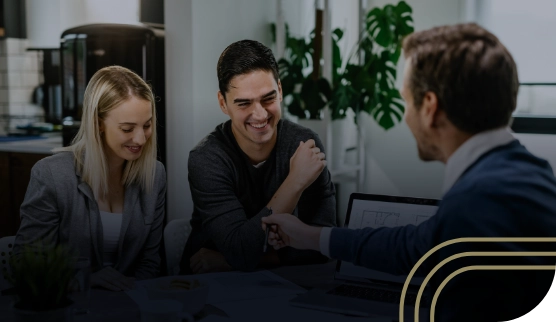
[
  {"xmin": 190, "ymin": 126, "xmax": 228, "ymax": 157},
  {"xmin": 279, "ymin": 119, "xmax": 325, "ymax": 152}
]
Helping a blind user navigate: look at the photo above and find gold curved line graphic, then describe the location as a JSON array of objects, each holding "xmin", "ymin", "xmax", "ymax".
[
  {"xmin": 430, "ymin": 265, "xmax": 555, "ymax": 322},
  {"xmin": 400, "ymin": 238, "xmax": 556, "ymax": 322},
  {"xmin": 413, "ymin": 252, "xmax": 556, "ymax": 322}
]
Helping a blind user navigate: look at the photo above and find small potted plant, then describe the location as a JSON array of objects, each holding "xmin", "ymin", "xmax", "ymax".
[{"xmin": 6, "ymin": 242, "xmax": 76, "ymax": 322}]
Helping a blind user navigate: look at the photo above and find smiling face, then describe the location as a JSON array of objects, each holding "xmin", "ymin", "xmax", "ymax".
[
  {"xmin": 218, "ymin": 69, "xmax": 282, "ymax": 153},
  {"xmin": 99, "ymin": 96, "xmax": 153, "ymax": 166}
]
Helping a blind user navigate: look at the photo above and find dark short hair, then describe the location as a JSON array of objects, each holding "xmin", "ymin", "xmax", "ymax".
[
  {"xmin": 217, "ymin": 40, "xmax": 280, "ymax": 98},
  {"xmin": 402, "ymin": 23, "xmax": 519, "ymax": 134}
]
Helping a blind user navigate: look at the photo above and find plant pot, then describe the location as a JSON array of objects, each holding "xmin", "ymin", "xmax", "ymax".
[{"xmin": 11, "ymin": 302, "xmax": 74, "ymax": 322}]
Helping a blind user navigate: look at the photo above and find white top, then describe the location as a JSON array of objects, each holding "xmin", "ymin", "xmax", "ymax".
[
  {"xmin": 253, "ymin": 160, "xmax": 266, "ymax": 168},
  {"xmin": 99, "ymin": 210, "xmax": 123, "ymax": 267},
  {"xmin": 319, "ymin": 127, "xmax": 516, "ymax": 258}
]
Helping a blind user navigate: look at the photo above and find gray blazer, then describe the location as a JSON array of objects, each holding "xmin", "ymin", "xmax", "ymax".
[{"xmin": 13, "ymin": 151, "xmax": 166, "ymax": 280}]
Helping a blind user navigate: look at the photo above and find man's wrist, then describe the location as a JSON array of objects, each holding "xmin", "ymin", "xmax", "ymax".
[
  {"xmin": 307, "ymin": 226, "xmax": 323, "ymax": 251},
  {"xmin": 284, "ymin": 174, "xmax": 306, "ymax": 194},
  {"xmin": 319, "ymin": 227, "xmax": 333, "ymax": 257}
]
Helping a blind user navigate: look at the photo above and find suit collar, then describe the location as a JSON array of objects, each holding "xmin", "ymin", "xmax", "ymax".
[{"xmin": 443, "ymin": 127, "xmax": 516, "ymax": 194}]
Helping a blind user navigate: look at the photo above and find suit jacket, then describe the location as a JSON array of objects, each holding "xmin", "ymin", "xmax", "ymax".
[
  {"xmin": 328, "ymin": 140, "xmax": 556, "ymax": 321},
  {"xmin": 13, "ymin": 151, "xmax": 167, "ymax": 280}
]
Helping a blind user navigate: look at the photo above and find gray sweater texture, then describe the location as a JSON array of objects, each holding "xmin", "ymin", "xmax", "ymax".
[{"xmin": 181, "ymin": 119, "xmax": 337, "ymax": 272}]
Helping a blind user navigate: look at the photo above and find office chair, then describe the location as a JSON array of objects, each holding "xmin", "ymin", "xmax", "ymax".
[{"xmin": 0, "ymin": 236, "xmax": 15, "ymax": 291}]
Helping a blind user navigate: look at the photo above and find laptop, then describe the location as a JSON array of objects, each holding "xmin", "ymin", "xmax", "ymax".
[{"xmin": 289, "ymin": 193, "xmax": 439, "ymax": 320}]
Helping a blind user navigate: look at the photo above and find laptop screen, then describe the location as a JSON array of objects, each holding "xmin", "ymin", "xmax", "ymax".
[{"xmin": 336, "ymin": 193, "xmax": 439, "ymax": 286}]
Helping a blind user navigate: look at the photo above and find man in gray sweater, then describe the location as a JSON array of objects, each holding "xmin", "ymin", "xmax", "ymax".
[{"xmin": 180, "ymin": 40, "xmax": 337, "ymax": 274}]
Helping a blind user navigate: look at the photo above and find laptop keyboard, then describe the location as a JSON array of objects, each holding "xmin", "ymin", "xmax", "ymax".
[{"xmin": 326, "ymin": 284, "xmax": 427, "ymax": 307}]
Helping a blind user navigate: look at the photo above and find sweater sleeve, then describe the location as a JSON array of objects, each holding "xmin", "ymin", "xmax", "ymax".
[
  {"xmin": 188, "ymin": 150, "xmax": 269, "ymax": 271},
  {"xmin": 276, "ymin": 131, "xmax": 338, "ymax": 265}
]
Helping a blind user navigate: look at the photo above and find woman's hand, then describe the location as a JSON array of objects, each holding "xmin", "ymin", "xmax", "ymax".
[{"xmin": 91, "ymin": 267, "xmax": 135, "ymax": 291}]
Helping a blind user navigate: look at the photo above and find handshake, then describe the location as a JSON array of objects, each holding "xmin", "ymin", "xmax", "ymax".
[{"xmin": 261, "ymin": 213, "xmax": 323, "ymax": 252}]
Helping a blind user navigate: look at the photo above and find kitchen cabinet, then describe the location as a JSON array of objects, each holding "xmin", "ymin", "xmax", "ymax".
[
  {"xmin": 0, "ymin": 152, "xmax": 49, "ymax": 237},
  {"xmin": 0, "ymin": 0, "xmax": 27, "ymax": 39}
]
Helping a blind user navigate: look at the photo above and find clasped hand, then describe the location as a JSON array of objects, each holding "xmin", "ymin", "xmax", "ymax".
[
  {"xmin": 91, "ymin": 266, "xmax": 135, "ymax": 292},
  {"xmin": 289, "ymin": 139, "xmax": 327, "ymax": 191},
  {"xmin": 261, "ymin": 213, "xmax": 322, "ymax": 251},
  {"xmin": 190, "ymin": 247, "xmax": 233, "ymax": 274}
]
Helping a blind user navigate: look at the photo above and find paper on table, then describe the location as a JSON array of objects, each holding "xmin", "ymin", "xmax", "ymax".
[
  {"xmin": 131, "ymin": 270, "xmax": 306, "ymax": 305},
  {"xmin": 125, "ymin": 287, "xmax": 150, "ymax": 306},
  {"xmin": 212, "ymin": 294, "xmax": 383, "ymax": 322}
]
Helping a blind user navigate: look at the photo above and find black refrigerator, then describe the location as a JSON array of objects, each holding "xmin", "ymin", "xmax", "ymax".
[{"xmin": 60, "ymin": 23, "xmax": 166, "ymax": 165}]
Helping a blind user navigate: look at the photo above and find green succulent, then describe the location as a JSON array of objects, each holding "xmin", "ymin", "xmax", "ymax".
[{"xmin": 7, "ymin": 242, "xmax": 76, "ymax": 311}]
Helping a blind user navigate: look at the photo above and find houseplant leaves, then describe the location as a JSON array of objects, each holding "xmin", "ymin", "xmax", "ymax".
[{"xmin": 329, "ymin": 0, "xmax": 413, "ymax": 130}]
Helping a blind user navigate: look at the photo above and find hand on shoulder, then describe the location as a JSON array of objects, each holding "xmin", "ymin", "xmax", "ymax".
[{"xmin": 288, "ymin": 139, "xmax": 327, "ymax": 191}]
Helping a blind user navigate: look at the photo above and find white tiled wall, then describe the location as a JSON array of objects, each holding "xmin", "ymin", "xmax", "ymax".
[{"xmin": 0, "ymin": 38, "xmax": 43, "ymax": 135}]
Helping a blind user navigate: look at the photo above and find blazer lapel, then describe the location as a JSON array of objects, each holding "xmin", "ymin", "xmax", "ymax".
[
  {"xmin": 117, "ymin": 184, "xmax": 139, "ymax": 266},
  {"xmin": 77, "ymin": 181, "xmax": 103, "ymax": 268}
]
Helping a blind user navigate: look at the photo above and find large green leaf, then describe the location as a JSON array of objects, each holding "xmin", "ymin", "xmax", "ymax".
[
  {"xmin": 288, "ymin": 94, "xmax": 306, "ymax": 119},
  {"xmin": 366, "ymin": 7, "xmax": 395, "ymax": 47},
  {"xmin": 366, "ymin": 89, "xmax": 405, "ymax": 130},
  {"xmin": 345, "ymin": 63, "xmax": 376, "ymax": 94},
  {"xmin": 287, "ymin": 37, "xmax": 311, "ymax": 68},
  {"xmin": 394, "ymin": 1, "xmax": 414, "ymax": 37},
  {"xmin": 332, "ymin": 28, "xmax": 344, "ymax": 86},
  {"xmin": 331, "ymin": 83, "xmax": 359, "ymax": 120},
  {"xmin": 374, "ymin": 51, "xmax": 397, "ymax": 90},
  {"xmin": 300, "ymin": 77, "xmax": 332, "ymax": 119},
  {"xmin": 278, "ymin": 58, "xmax": 303, "ymax": 98}
]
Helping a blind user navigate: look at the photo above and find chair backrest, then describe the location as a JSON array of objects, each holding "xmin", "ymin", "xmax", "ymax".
[
  {"xmin": 163, "ymin": 218, "xmax": 191, "ymax": 276},
  {"xmin": 0, "ymin": 236, "xmax": 15, "ymax": 291}
]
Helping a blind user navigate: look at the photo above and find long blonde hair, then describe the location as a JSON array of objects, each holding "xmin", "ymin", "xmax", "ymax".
[{"xmin": 55, "ymin": 66, "xmax": 158, "ymax": 198}]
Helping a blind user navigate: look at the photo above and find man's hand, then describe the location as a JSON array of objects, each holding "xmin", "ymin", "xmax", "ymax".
[
  {"xmin": 91, "ymin": 267, "xmax": 135, "ymax": 292},
  {"xmin": 288, "ymin": 139, "xmax": 327, "ymax": 191},
  {"xmin": 190, "ymin": 248, "xmax": 233, "ymax": 274},
  {"xmin": 261, "ymin": 213, "xmax": 322, "ymax": 251}
]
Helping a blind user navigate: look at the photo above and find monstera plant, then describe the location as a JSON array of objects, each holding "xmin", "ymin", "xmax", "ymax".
[
  {"xmin": 271, "ymin": 23, "xmax": 339, "ymax": 120},
  {"xmin": 273, "ymin": 1, "xmax": 414, "ymax": 130},
  {"xmin": 331, "ymin": 1, "xmax": 414, "ymax": 130}
]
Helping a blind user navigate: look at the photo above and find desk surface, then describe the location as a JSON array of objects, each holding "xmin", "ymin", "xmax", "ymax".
[
  {"xmin": 0, "ymin": 261, "xmax": 393, "ymax": 322},
  {"xmin": 270, "ymin": 260, "xmax": 337, "ymax": 289}
]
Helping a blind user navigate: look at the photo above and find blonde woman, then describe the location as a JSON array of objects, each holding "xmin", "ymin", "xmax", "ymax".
[{"xmin": 13, "ymin": 66, "xmax": 166, "ymax": 291}]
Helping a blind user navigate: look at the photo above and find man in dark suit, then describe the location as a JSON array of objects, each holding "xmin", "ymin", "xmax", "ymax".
[{"xmin": 263, "ymin": 23, "xmax": 556, "ymax": 321}]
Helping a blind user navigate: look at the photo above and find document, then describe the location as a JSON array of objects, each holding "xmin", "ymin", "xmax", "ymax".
[{"xmin": 130, "ymin": 270, "xmax": 305, "ymax": 305}]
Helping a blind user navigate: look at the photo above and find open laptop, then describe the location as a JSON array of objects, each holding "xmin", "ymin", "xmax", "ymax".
[{"xmin": 290, "ymin": 193, "xmax": 439, "ymax": 320}]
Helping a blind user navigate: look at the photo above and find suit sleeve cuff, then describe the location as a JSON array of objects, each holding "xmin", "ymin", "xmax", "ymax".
[{"xmin": 319, "ymin": 227, "xmax": 333, "ymax": 258}]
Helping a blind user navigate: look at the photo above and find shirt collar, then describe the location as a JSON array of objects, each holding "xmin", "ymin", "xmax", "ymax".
[{"xmin": 442, "ymin": 127, "xmax": 516, "ymax": 194}]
